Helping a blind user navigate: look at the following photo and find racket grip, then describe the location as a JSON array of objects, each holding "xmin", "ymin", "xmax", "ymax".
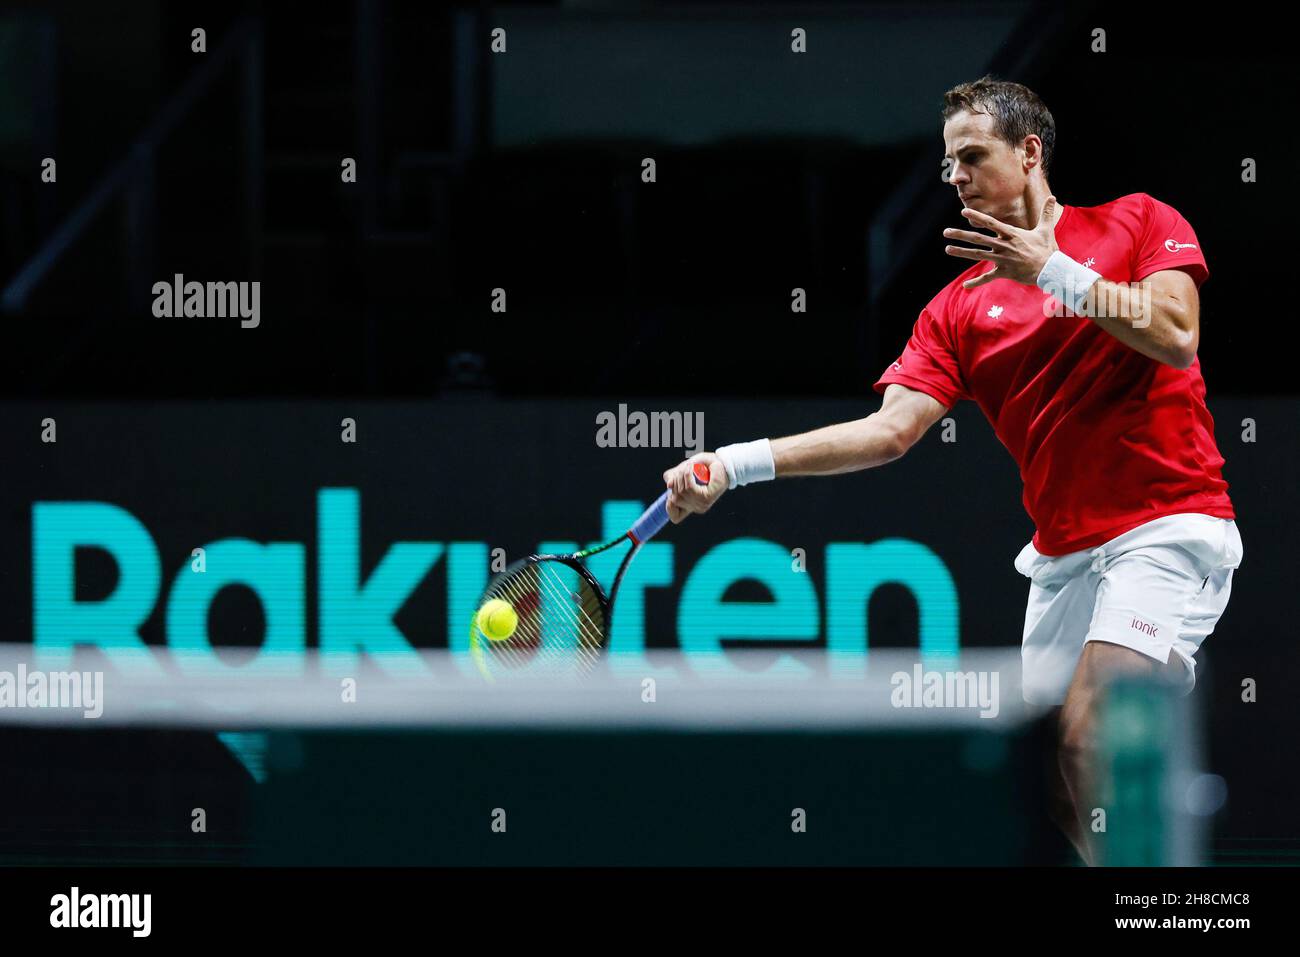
[{"xmin": 628, "ymin": 463, "xmax": 711, "ymax": 544}]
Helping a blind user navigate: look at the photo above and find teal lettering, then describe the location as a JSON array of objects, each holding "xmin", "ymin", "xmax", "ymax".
[
  {"xmin": 32, "ymin": 502, "xmax": 163, "ymax": 675},
  {"xmin": 825, "ymin": 540, "xmax": 959, "ymax": 676},
  {"xmin": 678, "ymin": 538, "xmax": 819, "ymax": 676},
  {"xmin": 318, "ymin": 488, "xmax": 441, "ymax": 674},
  {"xmin": 166, "ymin": 539, "xmax": 306, "ymax": 675}
]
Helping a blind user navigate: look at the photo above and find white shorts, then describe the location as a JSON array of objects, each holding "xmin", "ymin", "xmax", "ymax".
[{"xmin": 1015, "ymin": 513, "xmax": 1243, "ymax": 706}]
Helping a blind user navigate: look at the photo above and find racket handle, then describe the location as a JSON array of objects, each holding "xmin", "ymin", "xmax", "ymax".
[{"xmin": 629, "ymin": 463, "xmax": 711, "ymax": 544}]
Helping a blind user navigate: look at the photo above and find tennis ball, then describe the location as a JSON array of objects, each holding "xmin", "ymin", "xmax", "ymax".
[{"xmin": 476, "ymin": 599, "xmax": 518, "ymax": 641}]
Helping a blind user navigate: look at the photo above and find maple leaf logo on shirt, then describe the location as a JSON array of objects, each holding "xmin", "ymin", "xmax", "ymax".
[{"xmin": 987, "ymin": 305, "xmax": 1004, "ymax": 319}]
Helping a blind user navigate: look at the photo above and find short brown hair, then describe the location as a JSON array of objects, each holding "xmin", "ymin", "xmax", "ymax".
[{"xmin": 942, "ymin": 76, "xmax": 1055, "ymax": 178}]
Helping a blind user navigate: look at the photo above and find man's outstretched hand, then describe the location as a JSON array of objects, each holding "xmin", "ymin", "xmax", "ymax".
[
  {"xmin": 944, "ymin": 195, "xmax": 1061, "ymax": 289},
  {"xmin": 663, "ymin": 452, "xmax": 727, "ymax": 523}
]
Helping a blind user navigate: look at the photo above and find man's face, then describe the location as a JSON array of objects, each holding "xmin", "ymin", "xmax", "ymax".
[{"xmin": 943, "ymin": 109, "xmax": 1028, "ymax": 217}]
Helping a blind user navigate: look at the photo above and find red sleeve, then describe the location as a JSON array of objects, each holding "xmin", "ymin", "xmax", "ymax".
[
  {"xmin": 872, "ymin": 304, "xmax": 968, "ymax": 408},
  {"xmin": 1133, "ymin": 193, "xmax": 1209, "ymax": 289}
]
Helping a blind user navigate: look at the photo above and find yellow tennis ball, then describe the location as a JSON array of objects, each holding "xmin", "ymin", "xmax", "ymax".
[{"xmin": 476, "ymin": 599, "xmax": 518, "ymax": 641}]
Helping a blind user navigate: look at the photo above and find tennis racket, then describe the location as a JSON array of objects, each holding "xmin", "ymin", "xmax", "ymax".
[{"xmin": 469, "ymin": 461, "xmax": 711, "ymax": 681}]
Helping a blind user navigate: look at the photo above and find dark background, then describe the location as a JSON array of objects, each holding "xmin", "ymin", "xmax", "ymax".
[
  {"xmin": 0, "ymin": 0, "xmax": 1296, "ymax": 867},
  {"xmin": 0, "ymin": 398, "xmax": 1294, "ymax": 863},
  {"xmin": 0, "ymin": 0, "xmax": 1293, "ymax": 397}
]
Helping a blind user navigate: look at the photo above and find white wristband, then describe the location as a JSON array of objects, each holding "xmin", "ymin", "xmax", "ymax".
[
  {"xmin": 714, "ymin": 439, "xmax": 775, "ymax": 490},
  {"xmin": 1036, "ymin": 250, "xmax": 1101, "ymax": 315}
]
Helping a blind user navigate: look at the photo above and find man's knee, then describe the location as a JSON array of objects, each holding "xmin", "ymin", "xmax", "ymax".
[{"xmin": 1057, "ymin": 641, "xmax": 1163, "ymax": 783}]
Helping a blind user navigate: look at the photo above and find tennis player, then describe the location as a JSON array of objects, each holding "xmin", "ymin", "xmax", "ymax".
[{"xmin": 661, "ymin": 76, "xmax": 1242, "ymax": 865}]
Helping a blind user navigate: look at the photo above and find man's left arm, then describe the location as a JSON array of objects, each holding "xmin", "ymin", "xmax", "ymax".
[
  {"xmin": 945, "ymin": 197, "xmax": 1202, "ymax": 370},
  {"xmin": 1080, "ymin": 268, "xmax": 1200, "ymax": 369}
]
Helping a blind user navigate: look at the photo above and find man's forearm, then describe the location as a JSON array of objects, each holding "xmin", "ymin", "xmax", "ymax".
[
  {"xmin": 771, "ymin": 414, "xmax": 909, "ymax": 477},
  {"xmin": 1078, "ymin": 280, "xmax": 1197, "ymax": 370}
]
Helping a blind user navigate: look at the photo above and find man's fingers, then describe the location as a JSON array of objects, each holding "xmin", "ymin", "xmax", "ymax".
[
  {"xmin": 668, "ymin": 480, "xmax": 712, "ymax": 512},
  {"xmin": 962, "ymin": 266, "xmax": 1000, "ymax": 289},
  {"xmin": 664, "ymin": 454, "xmax": 724, "ymax": 523},
  {"xmin": 666, "ymin": 487, "xmax": 703, "ymax": 520},
  {"xmin": 960, "ymin": 206, "xmax": 1015, "ymax": 238},
  {"xmin": 664, "ymin": 464, "xmax": 689, "ymax": 494},
  {"xmin": 666, "ymin": 456, "xmax": 709, "ymax": 495},
  {"xmin": 943, "ymin": 227, "xmax": 1006, "ymax": 249},
  {"xmin": 945, "ymin": 244, "xmax": 998, "ymax": 262}
]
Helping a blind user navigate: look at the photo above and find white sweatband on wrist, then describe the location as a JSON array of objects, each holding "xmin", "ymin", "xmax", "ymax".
[
  {"xmin": 714, "ymin": 439, "xmax": 775, "ymax": 490},
  {"xmin": 1036, "ymin": 250, "xmax": 1101, "ymax": 315}
]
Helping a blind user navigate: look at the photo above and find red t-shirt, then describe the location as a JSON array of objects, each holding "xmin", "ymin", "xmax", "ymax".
[{"xmin": 873, "ymin": 193, "xmax": 1234, "ymax": 556}]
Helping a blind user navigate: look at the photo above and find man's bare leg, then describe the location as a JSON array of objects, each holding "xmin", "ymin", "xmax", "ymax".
[
  {"xmin": 1044, "ymin": 705, "xmax": 1090, "ymax": 864},
  {"xmin": 1056, "ymin": 640, "xmax": 1185, "ymax": 864}
]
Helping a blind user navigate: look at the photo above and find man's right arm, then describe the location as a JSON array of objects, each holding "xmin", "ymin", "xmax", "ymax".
[
  {"xmin": 663, "ymin": 383, "xmax": 950, "ymax": 519},
  {"xmin": 770, "ymin": 383, "xmax": 949, "ymax": 477}
]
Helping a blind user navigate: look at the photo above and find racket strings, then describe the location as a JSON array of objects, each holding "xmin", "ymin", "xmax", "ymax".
[
  {"xmin": 530, "ymin": 562, "xmax": 604, "ymax": 669},
  {"xmin": 491, "ymin": 572, "xmax": 551, "ymax": 671},
  {"xmin": 489, "ymin": 573, "xmax": 544, "ymax": 672},
  {"xmin": 481, "ymin": 560, "xmax": 605, "ymax": 675},
  {"xmin": 534, "ymin": 563, "xmax": 604, "ymax": 665},
  {"xmin": 500, "ymin": 568, "xmax": 599, "ymax": 672}
]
